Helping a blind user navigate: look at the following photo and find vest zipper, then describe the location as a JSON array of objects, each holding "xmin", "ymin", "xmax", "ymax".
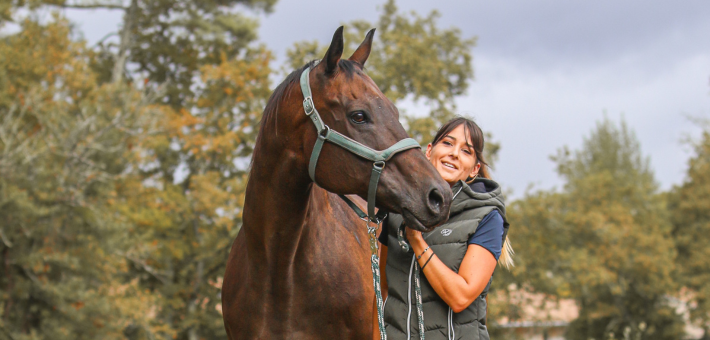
[
  {"xmin": 447, "ymin": 185, "xmax": 462, "ymax": 340},
  {"xmin": 406, "ymin": 255, "xmax": 415, "ymax": 340},
  {"xmin": 453, "ymin": 185, "xmax": 463, "ymax": 200}
]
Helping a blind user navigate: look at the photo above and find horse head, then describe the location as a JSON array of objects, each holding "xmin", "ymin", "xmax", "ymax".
[{"xmin": 262, "ymin": 26, "xmax": 452, "ymax": 231}]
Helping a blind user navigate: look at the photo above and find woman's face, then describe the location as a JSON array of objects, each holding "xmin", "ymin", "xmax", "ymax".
[{"xmin": 426, "ymin": 124, "xmax": 481, "ymax": 186}]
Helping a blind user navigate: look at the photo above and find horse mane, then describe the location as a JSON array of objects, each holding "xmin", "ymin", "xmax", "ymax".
[
  {"xmin": 261, "ymin": 60, "xmax": 319, "ymax": 132},
  {"xmin": 249, "ymin": 59, "xmax": 361, "ymax": 174}
]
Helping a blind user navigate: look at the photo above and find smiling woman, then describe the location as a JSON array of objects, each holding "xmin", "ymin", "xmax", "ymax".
[
  {"xmin": 426, "ymin": 118, "xmax": 490, "ymax": 184},
  {"xmin": 378, "ymin": 116, "xmax": 513, "ymax": 340}
]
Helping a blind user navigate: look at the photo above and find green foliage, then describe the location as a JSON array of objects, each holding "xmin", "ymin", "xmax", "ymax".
[
  {"xmin": 668, "ymin": 124, "xmax": 710, "ymax": 338},
  {"xmin": 112, "ymin": 47, "xmax": 271, "ymax": 339},
  {"xmin": 90, "ymin": 1, "xmax": 274, "ymax": 339},
  {"xmin": 1, "ymin": 0, "xmax": 274, "ymax": 337},
  {"xmin": 0, "ymin": 18, "xmax": 163, "ymax": 340},
  {"xmin": 116, "ymin": 0, "xmax": 275, "ymax": 107},
  {"xmin": 494, "ymin": 118, "xmax": 684, "ymax": 340}
]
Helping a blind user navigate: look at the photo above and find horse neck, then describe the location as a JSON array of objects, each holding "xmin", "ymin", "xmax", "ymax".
[{"xmin": 242, "ymin": 110, "xmax": 319, "ymax": 271}]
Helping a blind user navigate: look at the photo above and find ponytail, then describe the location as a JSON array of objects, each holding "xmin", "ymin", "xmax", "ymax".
[{"xmin": 499, "ymin": 236, "xmax": 514, "ymax": 269}]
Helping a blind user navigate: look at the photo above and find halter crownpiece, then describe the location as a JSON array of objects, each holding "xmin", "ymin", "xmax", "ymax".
[{"xmin": 299, "ymin": 64, "xmax": 421, "ymax": 222}]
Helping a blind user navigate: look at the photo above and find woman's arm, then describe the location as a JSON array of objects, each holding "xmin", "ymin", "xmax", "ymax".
[{"xmin": 407, "ymin": 229, "xmax": 496, "ymax": 313}]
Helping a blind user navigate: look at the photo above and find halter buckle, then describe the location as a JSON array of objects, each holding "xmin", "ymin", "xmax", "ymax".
[{"xmin": 303, "ymin": 96, "xmax": 315, "ymax": 116}]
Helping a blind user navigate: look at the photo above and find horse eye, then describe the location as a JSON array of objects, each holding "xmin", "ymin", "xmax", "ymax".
[{"xmin": 350, "ymin": 111, "xmax": 367, "ymax": 124}]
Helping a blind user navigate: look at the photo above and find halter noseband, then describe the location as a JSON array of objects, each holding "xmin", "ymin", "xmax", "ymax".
[{"xmin": 299, "ymin": 63, "xmax": 421, "ymax": 223}]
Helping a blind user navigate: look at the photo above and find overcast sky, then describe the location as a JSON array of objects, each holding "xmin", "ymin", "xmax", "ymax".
[{"xmin": 55, "ymin": 0, "xmax": 710, "ymax": 197}]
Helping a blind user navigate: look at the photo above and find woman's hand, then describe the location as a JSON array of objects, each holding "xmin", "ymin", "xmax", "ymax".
[{"xmin": 405, "ymin": 226, "xmax": 425, "ymax": 248}]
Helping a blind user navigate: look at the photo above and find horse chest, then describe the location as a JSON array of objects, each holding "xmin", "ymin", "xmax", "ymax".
[{"xmin": 223, "ymin": 216, "xmax": 374, "ymax": 339}]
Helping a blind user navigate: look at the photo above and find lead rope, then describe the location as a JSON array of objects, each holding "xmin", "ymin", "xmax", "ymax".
[
  {"xmin": 397, "ymin": 222, "xmax": 425, "ymax": 340},
  {"xmin": 368, "ymin": 221, "xmax": 387, "ymax": 340},
  {"xmin": 413, "ymin": 260, "xmax": 425, "ymax": 340}
]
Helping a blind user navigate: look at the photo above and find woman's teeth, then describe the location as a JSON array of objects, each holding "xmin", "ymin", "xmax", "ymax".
[{"xmin": 442, "ymin": 162, "xmax": 456, "ymax": 169}]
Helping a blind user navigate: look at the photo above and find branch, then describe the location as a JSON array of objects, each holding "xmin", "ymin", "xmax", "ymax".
[
  {"xmin": 0, "ymin": 228, "xmax": 12, "ymax": 248},
  {"xmin": 112, "ymin": 0, "xmax": 139, "ymax": 83},
  {"xmin": 20, "ymin": 266, "xmax": 42, "ymax": 285},
  {"xmin": 92, "ymin": 32, "xmax": 119, "ymax": 48},
  {"xmin": 119, "ymin": 253, "xmax": 170, "ymax": 285},
  {"xmin": 54, "ymin": 4, "xmax": 127, "ymax": 10}
]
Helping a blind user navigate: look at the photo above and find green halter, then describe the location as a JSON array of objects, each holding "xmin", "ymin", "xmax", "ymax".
[
  {"xmin": 299, "ymin": 63, "xmax": 421, "ymax": 223},
  {"xmin": 300, "ymin": 63, "xmax": 420, "ymax": 340}
]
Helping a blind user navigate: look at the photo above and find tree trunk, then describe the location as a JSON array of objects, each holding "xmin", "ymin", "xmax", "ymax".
[{"xmin": 112, "ymin": 0, "xmax": 138, "ymax": 84}]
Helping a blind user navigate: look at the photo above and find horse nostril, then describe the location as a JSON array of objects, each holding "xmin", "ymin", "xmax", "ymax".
[{"xmin": 427, "ymin": 188, "xmax": 444, "ymax": 214}]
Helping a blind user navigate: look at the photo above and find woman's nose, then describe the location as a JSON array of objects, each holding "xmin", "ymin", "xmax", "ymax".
[{"xmin": 449, "ymin": 147, "xmax": 459, "ymax": 158}]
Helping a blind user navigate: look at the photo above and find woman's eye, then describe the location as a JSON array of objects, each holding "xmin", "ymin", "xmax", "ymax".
[
  {"xmin": 463, "ymin": 149, "xmax": 472, "ymax": 155},
  {"xmin": 442, "ymin": 141, "xmax": 453, "ymax": 146},
  {"xmin": 350, "ymin": 111, "xmax": 367, "ymax": 124}
]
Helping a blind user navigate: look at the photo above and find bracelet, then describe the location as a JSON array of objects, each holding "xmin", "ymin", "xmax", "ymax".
[
  {"xmin": 417, "ymin": 246, "xmax": 430, "ymax": 260},
  {"xmin": 420, "ymin": 253, "xmax": 435, "ymax": 271}
]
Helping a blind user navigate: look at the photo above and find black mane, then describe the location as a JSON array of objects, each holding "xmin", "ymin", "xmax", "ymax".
[{"xmin": 261, "ymin": 60, "xmax": 319, "ymax": 127}]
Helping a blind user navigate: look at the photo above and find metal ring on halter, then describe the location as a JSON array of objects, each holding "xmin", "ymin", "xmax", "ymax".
[
  {"xmin": 373, "ymin": 160, "xmax": 385, "ymax": 171},
  {"xmin": 370, "ymin": 212, "xmax": 387, "ymax": 225},
  {"xmin": 318, "ymin": 125, "xmax": 330, "ymax": 139}
]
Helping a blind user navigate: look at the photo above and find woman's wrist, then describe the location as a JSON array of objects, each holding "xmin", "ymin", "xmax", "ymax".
[{"xmin": 409, "ymin": 236, "xmax": 428, "ymax": 255}]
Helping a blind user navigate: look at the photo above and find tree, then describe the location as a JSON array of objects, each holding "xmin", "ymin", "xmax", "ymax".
[
  {"xmin": 668, "ymin": 123, "xmax": 710, "ymax": 339},
  {"xmin": 36, "ymin": 1, "xmax": 276, "ymax": 339},
  {"xmin": 556, "ymin": 118, "xmax": 682, "ymax": 340},
  {"xmin": 45, "ymin": 1, "xmax": 273, "ymax": 339},
  {"xmin": 0, "ymin": 17, "xmax": 163, "ymax": 340},
  {"xmin": 496, "ymin": 118, "xmax": 684, "ymax": 340}
]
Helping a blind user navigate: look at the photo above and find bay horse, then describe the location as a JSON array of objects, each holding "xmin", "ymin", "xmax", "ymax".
[{"xmin": 222, "ymin": 27, "xmax": 452, "ymax": 339}]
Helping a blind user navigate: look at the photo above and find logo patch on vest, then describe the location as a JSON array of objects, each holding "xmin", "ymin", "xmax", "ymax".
[{"xmin": 441, "ymin": 228, "xmax": 452, "ymax": 236}]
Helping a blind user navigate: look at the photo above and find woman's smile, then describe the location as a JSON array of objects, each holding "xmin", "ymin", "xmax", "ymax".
[{"xmin": 441, "ymin": 160, "xmax": 458, "ymax": 170}]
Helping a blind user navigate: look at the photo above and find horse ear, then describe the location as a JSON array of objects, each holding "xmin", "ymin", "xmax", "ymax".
[
  {"xmin": 323, "ymin": 26, "xmax": 344, "ymax": 74},
  {"xmin": 349, "ymin": 28, "xmax": 376, "ymax": 66}
]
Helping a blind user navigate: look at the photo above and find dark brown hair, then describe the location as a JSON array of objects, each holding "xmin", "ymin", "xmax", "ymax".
[{"xmin": 431, "ymin": 117, "xmax": 490, "ymax": 180}]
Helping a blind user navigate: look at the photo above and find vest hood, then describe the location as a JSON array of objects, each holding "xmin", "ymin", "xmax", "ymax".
[{"xmin": 450, "ymin": 177, "xmax": 506, "ymax": 217}]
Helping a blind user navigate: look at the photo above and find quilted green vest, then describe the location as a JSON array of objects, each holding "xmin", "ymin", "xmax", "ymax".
[{"xmin": 383, "ymin": 178, "xmax": 508, "ymax": 340}]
